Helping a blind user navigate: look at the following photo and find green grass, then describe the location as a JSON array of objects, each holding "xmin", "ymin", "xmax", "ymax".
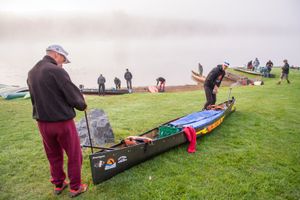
[{"xmin": 0, "ymin": 68, "xmax": 299, "ymax": 200}]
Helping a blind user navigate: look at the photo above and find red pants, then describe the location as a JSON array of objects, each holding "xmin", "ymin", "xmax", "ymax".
[{"xmin": 37, "ymin": 119, "xmax": 82, "ymax": 190}]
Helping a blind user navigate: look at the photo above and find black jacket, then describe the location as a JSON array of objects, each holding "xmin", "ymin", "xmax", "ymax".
[
  {"xmin": 156, "ymin": 77, "xmax": 165, "ymax": 85},
  {"xmin": 204, "ymin": 65, "xmax": 226, "ymax": 89},
  {"xmin": 266, "ymin": 61, "xmax": 273, "ymax": 67},
  {"xmin": 124, "ymin": 71, "xmax": 132, "ymax": 80},
  {"xmin": 97, "ymin": 75, "xmax": 106, "ymax": 84},
  {"xmin": 27, "ymin": 56, "xmax": 87, "ymax": 122},
  {"xmin": 114, "ymin": 77, "xmax": 121, "ymax": 84},
  {"xmin": 282, "ymin": 63, "xmax": 289, "ymax": 74},
  {"xmin": 157, "ymin": 77, "xmax": 165, "ymax": 82}
]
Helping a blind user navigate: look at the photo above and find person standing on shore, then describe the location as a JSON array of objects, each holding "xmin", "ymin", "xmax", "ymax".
[
  {"xmin": 277, "ymin": 59, "xmax": 290, "ymax": 84},
  {"xmin": 198, "ymin": 63, "xmax": 203, "ymax": 76},
  {"xmin": 114, "ymin": 77, "xmax": 121, "ymax": 90},
  {"xmin": 27, "ymin": 44, "xmax": 88, "ymax": 197},
  {"xmin": 253, "ymin": 57, "xmax": 260, "ymax": 71},
  {"xmin": 203, "ymin": 61, "xmax": 229, "ymax": 110},
  {"xmin": 97, "ymin": 74, "xmax": 106, "ymax": 95},
  {"xmin": 265, "ymin": 60, "xmax": 274, "ymax": 77},
  {"xmin": 247, "ymin": 60, "xmax": 253, "ymax": 70},
  {"xmin": 124, "ymin": 68, "xmax": 133, "ymax": 92}
]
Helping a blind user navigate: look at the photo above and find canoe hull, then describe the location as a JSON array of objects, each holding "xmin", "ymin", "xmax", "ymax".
[
  {"xmin": 4, "ymin": 92, "xmax": 29, "ymax": 100},
  {"xmin": 89, "ymin": 98, "xmax": 236, "ymax": 184},
  {"xmin": 81, "ymin": 88, "xmax": 129, "ymax": 95},
  {"xmin": 233, "ymin": 68, "xmax": 262, "ymax": 75},
  {"xmin": 89, "ymin": 131, "xmax": 187, "ymax": 184}
]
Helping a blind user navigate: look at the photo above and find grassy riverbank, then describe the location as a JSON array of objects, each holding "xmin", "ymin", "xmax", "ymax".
[{"xmin": 0, "ymin": 68, "xmax": 299, "ymax": 200}]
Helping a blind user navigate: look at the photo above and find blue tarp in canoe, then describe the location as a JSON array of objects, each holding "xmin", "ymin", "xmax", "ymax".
[{"xmin": 169, "ymin": 109, "xmax": 225, "ymax": 129}]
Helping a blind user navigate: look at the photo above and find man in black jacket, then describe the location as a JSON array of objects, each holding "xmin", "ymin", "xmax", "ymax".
[
  {"xmin": 203, "ymin": 61, "xmax": 229, "ymax": 110},
  {"xmin": 27, "ymin": 45, "xmax": 88, "ymax": 197},
  {"xmin": 265, "ymin": 60, "xmax": 274, "ymax": 77},
  {"xmin": 277, "ymin": 59, "xmax": 290, "ymax": 84},
  {"xmin": 97, "ymin": 74, "xmax": 106, "ymax": 95},
  {"xmin": 124, "ymin": 68, "xmax": 133, "ymax": 91}
]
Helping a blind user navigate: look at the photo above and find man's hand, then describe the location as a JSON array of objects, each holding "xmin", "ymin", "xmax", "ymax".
[{"xmin": 213, "ymin": 86, "xmax": 218, "ymax": 94}]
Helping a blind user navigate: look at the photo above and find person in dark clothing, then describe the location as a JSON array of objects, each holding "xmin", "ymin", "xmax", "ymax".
[
  {"xmin": 203, "ymin": 61, "xmax": 229, "ymax": 110},
  {"xmin": 253, "ymin": 57, "xmax": 260, "ymax": 71},
  {"xmin": 277, "ymin": 59, "xmax": 290, "ymax": 84},
  {"xmin": 247, "ymin": 60, "xmax": 253, "ymax": 70},
  {"xmin": 27, "ymin": 45, "xmax": 88, "ymax": 197},
  {"xmin": 265, "ymin": 60, "xmax": 273, "ymax": 77},
  {"xmin": 198, "ymin": 63, "xmax": 203, "ymax": 76},
  {"xmin": 266, "ymin": 60, "xmax": 273, "ymax": 70},
  {"xmin": 124, "ymin": 68, "xmax": 133, "ymax": 91},
  {"xmin": 156, "ymin": 77, "xmax": 166, "ymax": 92},
  {"xmin": 97, "ymin": 74, "xmax": 106, "ymax": 95},
  {"xmin": 114, "ymin": 77, "xmax": 121, "ymax": 89}
]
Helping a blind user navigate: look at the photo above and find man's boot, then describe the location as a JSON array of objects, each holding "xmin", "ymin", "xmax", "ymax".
[
  {"xmin": 287, "ymin": 80, "xmax": 290, "ymax": 84},
  {"xmin": 277, "ymin": 81, "xmax": 281, "ymax": 85}
]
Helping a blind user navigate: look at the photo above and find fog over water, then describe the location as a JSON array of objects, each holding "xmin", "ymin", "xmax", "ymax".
[{"xmin": 1, "ymin": 0, "xmax": 300, "ymax": 88}]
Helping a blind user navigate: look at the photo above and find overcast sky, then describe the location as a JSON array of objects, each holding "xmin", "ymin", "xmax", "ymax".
[
  {"xmin": 2, "ymin": 0, "xmax": 300, "ymax": 24},
  {"xmin": 1, "ymin": 0, "xmax": 300, "ymax": 87}
]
